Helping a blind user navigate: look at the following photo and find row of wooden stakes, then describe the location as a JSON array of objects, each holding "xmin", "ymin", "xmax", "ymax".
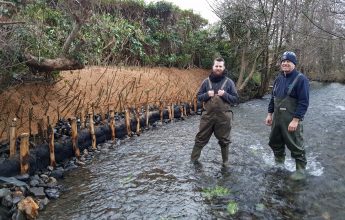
[{"xmin": 7, "ymin": 98, "xmax": 199, "ymax": 175}]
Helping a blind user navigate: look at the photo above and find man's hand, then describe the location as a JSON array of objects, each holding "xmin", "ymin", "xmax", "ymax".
[
  {"xmin": 217, "ymin": 89, "xmax": 225, "ymax": 96},
  {"xmin": 208, "ymin": 90, "xmax": 215, "ymax": 97},
  {"xmin": 288, "ymin": 118, "xmax": 299, "ymax": 132},
  {"xmin": 265, "ymin": 113, "xmax": 273, "ymax": 126}
]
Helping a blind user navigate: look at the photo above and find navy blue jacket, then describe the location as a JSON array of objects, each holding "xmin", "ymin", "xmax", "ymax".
[
  {"xmin": 197, "ymin": 75, "xmax": 238, "ymax": 105},
  {"xmin": 268, "ymin": 69, "xmax": 309, "ymax": 119}
]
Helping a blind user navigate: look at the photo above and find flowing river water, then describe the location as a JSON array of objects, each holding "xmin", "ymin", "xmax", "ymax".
[{"xmin": 39, "ymin": 82, "xmax": 345, "ymax": 219}]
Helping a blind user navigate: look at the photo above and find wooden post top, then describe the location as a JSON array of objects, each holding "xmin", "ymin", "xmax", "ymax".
[
  {"xmin": 20, "ymin": 133, "xmax": 29, "ymax": 138},
  {"xmin": 11, "ymin": 118, "xmax": 17, "ymax": 126}
]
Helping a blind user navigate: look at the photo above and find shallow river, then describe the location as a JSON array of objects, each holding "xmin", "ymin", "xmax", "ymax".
[{"xmin": 39, "ymin": 82, "xmax": 345, "ymax": 219}]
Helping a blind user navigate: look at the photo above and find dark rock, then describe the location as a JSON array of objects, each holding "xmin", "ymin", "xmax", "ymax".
[
  {"xmin": 12, "ymin": 194, "xmax": 24, "ymax": 204},
  {"xmin": 16, "ymin": 186, "xmax": 26, "ymax": 194},
  {"xmin": 83, "ymin": 149, "xmax": 88, "ymax": 156},
  {"xmin": 0, "ymin": 206, "xmax": 10, "ymax": 219},
  {"xmin": 38, "ymin": 197, "xmax": 49, "ymax": 211},
  {"xmin": 0, "ymin": 177, "xmax": 29, "ymax": 188},
  {"xmin": 75, "ymin": 160, "xmax": 85, "ymax": 166},
  {"xmin": 14, "ymin": 174, "xmax": 30, "ymax": 182},
  {"xmin": 12, "ymin": 210, "xmax": 26, "ymax": 220},
  {"xmin": 101, "ymin": 148, "xmax": 109, "ymax": 154},
  {"xmin": 79, "ymin": 156, "xmax": 86, "ymax": 162},
  {"xmin": 64, "ymin": 164, "xmax": 78, "ymax": 172},
  {"xmin": 44, "ymin": 188, "xmax": 60, "ymax": 199},
  {"xmin": 0, "ymin": 188, "xmax": 11, "ymax": 198},
  {"xmin": 46, "ymin": 177, "xmax": 57, "ymax": 188},
  {"xmin": 50, "ymin": 168, "xmax": 64, "ymax": 179},
  {"xmin": 2, "ymin": 194, "xmax": 13, "ymax": 207},
  {"xmin": 31, "ymin": 175, "xmax": 40, "ymax": 181},
  {"xmin": 29, "ymin": 187, "xmax": 46, "ymax": 199},
  {"xmin": 40, "ymin": 174, "xmax": 49, "ymax": 183},
  {"xmin": 42, "ymin": 197, "xmax": 49, "ymax": 206},
  {"xmin": 63, "ymin": 160, "xmax": 78, "ymax": 171},
  {"xmin": 29, "ymin": 179, "xmax": 40, "ymax": 187}
]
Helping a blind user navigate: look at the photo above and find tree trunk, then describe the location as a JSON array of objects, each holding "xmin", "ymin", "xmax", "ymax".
[
  {"xmin": 61, "ymin": 15, "xmax": 83, "ymax": 56},
  {"xmin": 238, "ymin": 50, "xmax": 262, "ymax": 91}
]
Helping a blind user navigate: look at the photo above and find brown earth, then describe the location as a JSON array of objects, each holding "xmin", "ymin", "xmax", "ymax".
[{"xmin": 0, "ymin": 66, "xmax": 209, "ymax": 141}]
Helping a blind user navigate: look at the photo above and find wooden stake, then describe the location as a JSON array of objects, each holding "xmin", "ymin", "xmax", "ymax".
[
  {"xmin": 57, "ymin": 106, "xmax": 60, "ymax": 121},
  {"xmin": 159, "ymin": 101, "xmax": 164, "ymax": 123},
  {"xmin": 109, "ymin": 110, "xmax": 116, "ymax": 140},
  {"xmin": 20, "ymin": 133, "xmax": 29, "ymax": 175},
  {"xmin": 89, "ymin": 113, "xmax": 97, "ymax": 150},
  {"xmin": 91, "ymin": 103, "xmax": 95, "ymax": 118},
  {"xmin": 145, "ymin": 90, "xmax": 149, "ymax": 128},
  {"xmin": 183, "ymin": 103, "xmax": 187, "ymax": 116},
  {"xmin": 43, "ymin": 116, "xmax": 48, "ymax": 141},
  {"xmin": 48, "ymin": 124, "xmax": 56, "ymax": 167},
  {"xmin": 71, "ymin": 117, "xmax": 80, "ymax": 158},
  {"xmin": 100, "ymin": 107, "xmax": 105, "ymax": 124},
  {"xmin": 125, "ymin": 106, "xmax": 131, "ymax": 136},
  {"xmin": 167, "ymin": 104, "xmax": 172, "ymax": 122},
  {"xmin": 194, "ymin": 95, "xmax": 197, "ymax": 113},
  {"xmin": 179, "ymin": 102, "xmax": 184, "ymax": 118},
  {"xmin": 135, "ymin": 107, "xmax": 141, "ymax": 135},
  {"xmin": 9, "ymin": 118, "xmax": 17, "ymax": 158},
  {"xmin": 171, "ymin": 103, "xmax": 175, "ymax": 122},
  {"xmin": 37, "ymin": 118, "xmax": 45, "ymax": 143},
  {"xmin": 145, "ymin": 104, "xmax": 149, "ymax": 128},
  {"xmin": 28, "ymin": 107, "xmax": 33, "ymax": 137},
  {"xmin": 80, "ymin": 109, "xmax": 85, "ymax": 129}
]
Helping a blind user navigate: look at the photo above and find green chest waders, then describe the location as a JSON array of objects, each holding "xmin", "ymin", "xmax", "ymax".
[
  {"xmin": 269, "ymin": 74, "xmax": 307, "ymax": 170},
  {"xmin": 191, "ymin": 77, "xmax": 233, "ymax": 165}
]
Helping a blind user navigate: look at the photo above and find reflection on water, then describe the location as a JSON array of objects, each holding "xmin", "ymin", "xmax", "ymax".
[{"xmin": 39, "ymin": 82, "xmax": 345, "ymax": 219}]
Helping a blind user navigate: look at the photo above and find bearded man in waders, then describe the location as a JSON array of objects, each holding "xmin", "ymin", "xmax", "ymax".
[
  {"xmin": 191, "ymin": 58, "xmax": 238, "ymax": 166},
  {"xmin": 265, "ymin": 51, "xmax": 309, "ymax": 180}
]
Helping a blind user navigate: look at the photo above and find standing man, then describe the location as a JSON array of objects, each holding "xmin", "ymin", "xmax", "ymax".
[
  {"xmin": 265, "ymin": 51, "xmax": 309, "ymax": 180},
  {"xmin": 191, "ymin": 57, "xmax": 238, "ymax": 166}
]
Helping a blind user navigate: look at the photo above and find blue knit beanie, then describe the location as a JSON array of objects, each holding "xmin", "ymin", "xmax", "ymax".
[{"xmin": 281, "ymin": 51, "xmax": 297, "ymax": 65}]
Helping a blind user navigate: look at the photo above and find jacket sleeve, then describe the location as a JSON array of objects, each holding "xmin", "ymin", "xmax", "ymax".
[
  {"xmin": 294, "ymin": 76, "xmax": 309, "ymax": 119},
  {"xmin": 222, "ymin": 79, "xmax": 238, "ymax": 104},
  {"xmin": 197, "ymin": 80, "xmax": 210, "ymax": 102}
]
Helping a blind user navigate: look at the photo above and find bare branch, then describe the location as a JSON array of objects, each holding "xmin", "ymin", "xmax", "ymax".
[
  {"xmin": 60, "ymin": 13, "xmax": 83, "ymax": 56},
  {"xmin": 0, "ymin": 21, "xmax": 26, "ymax": 25},
  {"xmin": 301, "ymin": 11, "xmax": 345, "ymax": 40},
  {"xmin": 0, "ymin": 0, "xmax": 15, "ymax": 6}
]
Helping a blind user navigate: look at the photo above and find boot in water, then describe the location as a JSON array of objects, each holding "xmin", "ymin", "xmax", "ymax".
[
  {"xmin": 290, "ymin": 160, "xmax": 306, "ymax": 181},
  {"xmin": 221, "ymin": 146, "xmax": 229, "ymax": 167},
  {"xmin": 275, "ymin": 156, "xmax": 285, "ymax": 169}
]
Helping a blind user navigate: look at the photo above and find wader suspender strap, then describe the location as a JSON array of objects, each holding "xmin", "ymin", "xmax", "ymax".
[
  {"xmin": 220, "ymin": 78, "xmax": 229, "ymax": 90},
  {"xmin": 207, "ymin": 77, "xmax": 228, "ymax": 90},
  {"xmin": 276, "ymin": 73, "xmax": 303, "ymax": 108},
  {"xmin": 207, "ymin": 77, "xmax": 212, "ymax": 90},
  {"xmin": 287, "ymin": 73, "xmax": 302, "ymax": 96}
]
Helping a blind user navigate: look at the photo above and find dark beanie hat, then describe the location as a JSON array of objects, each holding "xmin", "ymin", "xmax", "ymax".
[{"xmin": 281, "ymin": 51, "xmax": 297, "ymax": 65}]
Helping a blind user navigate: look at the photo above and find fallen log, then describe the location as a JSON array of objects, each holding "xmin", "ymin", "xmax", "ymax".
[{"xmin": 24, "ymin": 54, "xmax": 84, "ymax": 73}]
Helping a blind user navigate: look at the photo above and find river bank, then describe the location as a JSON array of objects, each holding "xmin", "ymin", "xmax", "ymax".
[{"xmin": 0, "ymin": 66, "xmax": 209, "ymax": 141}]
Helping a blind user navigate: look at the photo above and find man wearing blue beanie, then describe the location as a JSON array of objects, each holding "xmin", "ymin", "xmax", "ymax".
[{"xmin": 265, "ymin": 51, "xmax": 309, "ymax": 180}]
